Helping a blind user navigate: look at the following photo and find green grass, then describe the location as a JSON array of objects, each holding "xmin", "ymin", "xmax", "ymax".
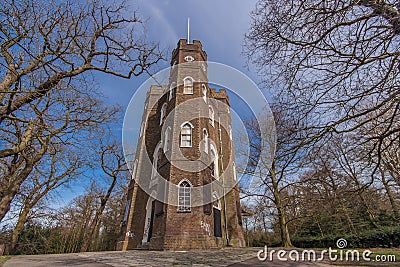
[{"xmin": 0, "ymin": 256, "xmax": 10, "ymax": 267}]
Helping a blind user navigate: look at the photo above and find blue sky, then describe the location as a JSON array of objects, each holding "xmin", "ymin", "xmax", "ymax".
[
  {"xmin": 97, "ymin": 0, "xmax": 259, "ymax": 108},
  {"xmin": 62, "ymin": 0, "xmax": 261, "ymax": 205}
]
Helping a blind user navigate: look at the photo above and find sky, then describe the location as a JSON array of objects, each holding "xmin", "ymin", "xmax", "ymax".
[
  {"xmin": 62, "ymin": 0, "xmax": 262, "ymax": 205},
  {"xmin": 97, "ymin": 0, "xmax": 260, "ymax": 108}
]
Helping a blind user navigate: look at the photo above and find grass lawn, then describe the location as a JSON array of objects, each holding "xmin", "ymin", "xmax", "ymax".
[{"xmin": 0, "ymin": 256, "xmax": 10, "ymax": 267}]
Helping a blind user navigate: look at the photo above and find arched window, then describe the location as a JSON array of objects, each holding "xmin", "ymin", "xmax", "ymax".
[
  {"xmin": 169, "ymin": 82, "xmax": 176, "ymax": 101},
  {"xmin": 178, "ymin": 180, "xmax": 191, "ymax": 212},
  {"xmin": 202, "ymin": 84, "xmax": 207, "ymax": 103},
  {"xmin": 210, "ymin": 144, "xmax": 219, "ymax": 179},
  {"xmin": 132, "ymin": 159, "xmax": 138, "ymax": 180},
  {"xmin": 183, "ymin": 77, "xmax": 194, "ymax": 94},
  {"xmin": 229, "ymin": 125, "xmax": 232, "ymax": 140},
  {"xmin": 151, "ymin": 142, "xmax": 162, "ymax": 180},
  {"xmin": 233, "ymin": 162, "xmax": 237, "ymax": 181},
  {"xmin": 212, "ymin": 193, "xmax": 221, "ymax": 209},
  {"xmin": 164, "ymin": 127, "xmax": 171, "ymax": 152},
  {"xmin": 180, "ymin": 122, "xmax": 193, "ymax": 147},
  {"xmin": 122, "ymin": 199, "xmax": 131, "ymax": 225},
  {"xmin": 209, "ymin": 105, "xmax": 214, "ymax": 126},
  {"xmin": 160, "ymin": 103, "xmax": 167, "ymax": 125},
  {"xmin": 203, "ymin": 129, "xmax": 208, "ymax": 154},
  {"xmin": 139, "ymin": 122, "xmax": 144, "ymax": 137}
]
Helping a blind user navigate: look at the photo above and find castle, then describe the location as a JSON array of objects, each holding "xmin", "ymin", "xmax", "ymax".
[{"xmin": 118, "ymin": 39, "xmax": 245, "ymax": 250}]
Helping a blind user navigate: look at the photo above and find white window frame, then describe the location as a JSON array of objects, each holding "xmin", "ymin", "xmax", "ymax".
[
  {"xmin": 203, "ymin": 128, "xmax": 208, "ymax": 154},
  {"xmin": 160, "ymin": 103, "xmax": 167, "ymax": 125},
  {"xmin": 178, "ymin": 179, "xmax": 192, "ymax": 212},
  {"xmin": 151, "ymin": 142, "xmax": 163, "ymax": 180},
  {"xmin": 164, "ymin": 126, "xmax": 171, "ymax": 153},
  {"xmin": 169, "ymin": 82, "xmax": 176, "ymax": 101},
  {"xmin": 210, "ymin": 144, "xmax": 219, "ymax": 179},
  {"xmin": 209, "ymin": 105, "xmax": 215, "ymax": 127},
  {"xmin": 139, "ymin": 122, "xmax": 144, "ymax": 137},
  {"xmin": 132, "ymin": 159, "xmax": 138, "ymax": 180},
  {"xmin": 183, "ymin": 77, "xmax": 194, "ymax": 94},
  {"xmin": 212, "ymin": 193, "xmax": 221, "ymax": 210},
  {"xmin": 233, "ymin": 162, "xmax": 237, "ymax": 181},
  {"xmin": 180, "ymin": 122, "xmax": 194, "ymax": 147},
  {"xmin": 184, "ymin": 55, "xmax": 195, "ymax": 62},
  {"xmin": 202, "ymin": 84, "xmax": 207, "ymax": 103}
]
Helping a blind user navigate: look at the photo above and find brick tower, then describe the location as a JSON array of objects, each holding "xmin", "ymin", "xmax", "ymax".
[{"xmin": 117, "ymin": 39, "xmax": 245, "ymax": 250}]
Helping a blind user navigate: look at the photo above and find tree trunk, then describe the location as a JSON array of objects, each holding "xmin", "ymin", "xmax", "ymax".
[
  {"xmin": 9, "ymin": 204, "xmax": 31, "ymax": 253},
  {"xmin": 80, "ymin": 175, "xmax": 117, "ymax": 252},
  {"xmin": 381, "ymin": 168, "xmax": 399, "ymax": 217},
  {"xmin": 0, "ymin": 148, "xmax": 46, "ymax": 222},
  {"xmin": 270, "ymin": 161, "xmax": 293, "ymax": 247}
]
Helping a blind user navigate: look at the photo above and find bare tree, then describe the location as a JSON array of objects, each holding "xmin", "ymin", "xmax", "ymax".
[
  {"xmin": 0, "ymin": 0, "xmax": 163, "ymax": 122},
  {"xmin": 0, "ymin": 83, "xmax": 117, "ymax": 222},
  {"xmin": 80, "ymin": 141, "xmax": 128, "ymax": 252},
  {"xmin": 8, "ymin": 145, "xmax": 85, "ymax": 253},
  {"xmin": 237, "ymin": 106, "xmax": 308, "ymax": 247},
  {"xmin": 245, "ymin": 0, "xmax": 400, "ymax": 167},
  {"xmin": 0, "ymin": 0, "xmax": 162, "ymax": 223}
]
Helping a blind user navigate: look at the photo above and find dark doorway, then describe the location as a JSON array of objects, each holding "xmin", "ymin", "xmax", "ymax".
[
  {"xmin": 147, "ymin": 200, "xmax": 155, "ymax": 242},
  {"xmin": 213, "ymin": 208, "xmax": 222, "ymax": 237}
]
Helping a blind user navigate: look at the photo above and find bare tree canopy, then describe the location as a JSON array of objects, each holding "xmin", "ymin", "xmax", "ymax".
[
  {"xmin": 242, "ymin": 0, "xmax": 400, "ymax": 248},
  {"xmin": 245, "ymin": 0, "xmax": 400, "ymax": 150},
  {"xmin": 0, "ymin": 0, "xmax": 163, "ymax": 223},
  {"xmin": 0, "ymin": 0, "xmax": 163, "ymax": 122}
]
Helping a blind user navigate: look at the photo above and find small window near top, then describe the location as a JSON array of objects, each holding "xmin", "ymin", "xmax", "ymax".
[{"xmin": 184, "ymin": 55, "xmax": 194, "ymax": 62}]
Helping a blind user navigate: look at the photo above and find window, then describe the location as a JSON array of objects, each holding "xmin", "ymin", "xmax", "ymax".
[
  {"xmin": 210, "ymin": 145, "xmax": 219, "ymax": 179},
  {"xmin": 210, "ymin": 162, "xmax": 215, "ymax": 177},
  {"xmin": 209, "ymin": 105, "xmax": 214, "ymax": 126},
  {"xmin": 122, "ymin": 199, "xmax": 131, "ymax": 225},
  {"xmin": 139, "ymin": 122, "xmax": 144, "ymax": 137},
  {"xmin": 180, "ymin": 122, "xmax": 193, "ymax": 147},
  {"xmin": 202, "ymin": 84, "xmax": 207, "ymax": 103},
  {"xmin": 212, "ymin": 193, "xmax": 221, "ymax": 209},
  {"xmin": 184, "ymin": 55, "xmax": 195, "ymax": 62},
  {"xmin": 169, "ymin": 82, "xmax": 176, "ymax": 101},
  {"xmin": 183, "ymin": 77, "xmax": 194, "ymax": 94},
  {"xmin": 164, "ymin": 127, "xmax": 171, "ymax": 152},
  {"xmin": 151, "ymin": 142, "xmax": 162, "ymax": 180},
  {"xmin": 233, "ymin": 162, "xmax": 237, "ymax": 181},
  {"xmin": 160, "ymin": 103, "xmax": 167, "ymax": 125},
  {"xmin": 203, "ymin": 129, "xmax": 208, "ymax": 154},
  {"xmin": 178, "ymin": 180, "xmax": 191, "ymax": 212},
  {"xmin": 132, "ymin": 159, "xmax": 138, "ymax": 180},
  {"xmin": 229, "ymin": 126, "xmax": 232, "ymax": 140}
]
